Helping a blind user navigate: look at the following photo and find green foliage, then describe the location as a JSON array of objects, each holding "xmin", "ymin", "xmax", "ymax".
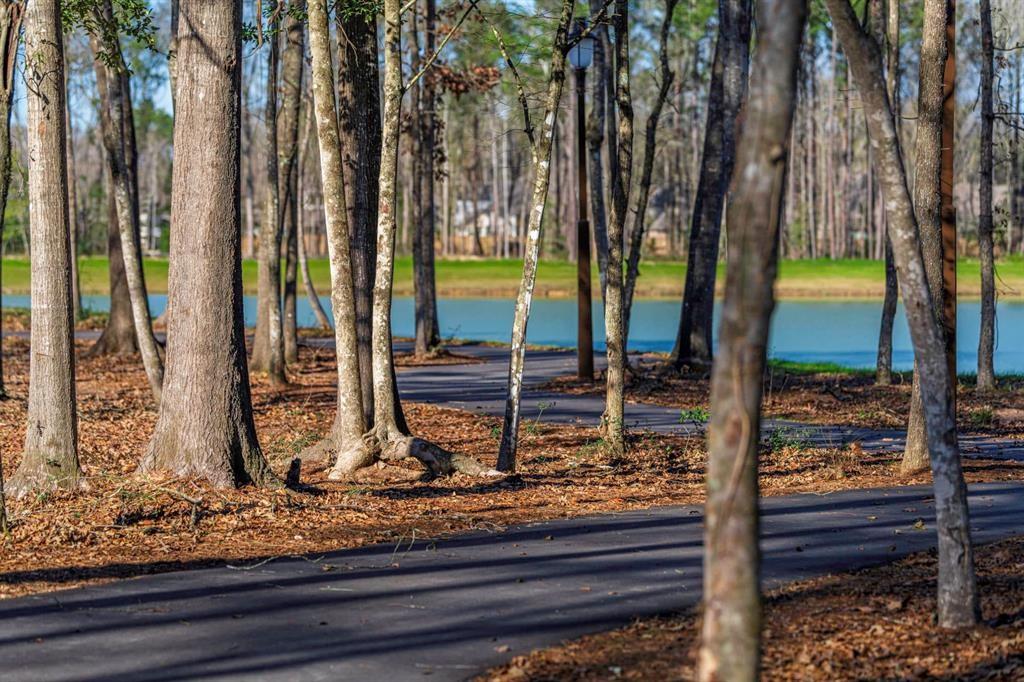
[
  {"xmin": 63, "ymin": 0, "xmax": 157, "ymax": 67},
  {"xmin": 766, "ymin": 426, "xmax": 813, "ymax": 453},
  {"xmin": 678, "ymin": 407, "xmax": 709, "ymax": 424}
]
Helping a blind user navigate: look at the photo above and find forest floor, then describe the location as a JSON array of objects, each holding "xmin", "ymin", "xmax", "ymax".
[
  {"xmin": 3, "ymin": 255, "xmax": 1023, "ymax": 299},
  {"xmin": 2, "ymin": 336, "xmax": 1023, "ymax": 601},
  {"xmin": 545, "ymin": 355, "xmax": 1024, "ymax": 439},
  {"xmin": 481, "ymin": 535, "xmax": 1024, "ymax": 681}
]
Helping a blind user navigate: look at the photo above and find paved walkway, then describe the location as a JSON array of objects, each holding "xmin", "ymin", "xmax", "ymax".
[{"xmin": 2, "ymin": 482, "xmax": 1023, "ymax": 681}]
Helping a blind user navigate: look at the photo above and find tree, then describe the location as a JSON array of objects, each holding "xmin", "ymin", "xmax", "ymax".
[
  {"xmin": 875, "ymin": 0, "xmax": 899, "ymax": 386},
  {"xmin": 494, "ymin": 0, "xmax": 577, "ymax": 472},
  {"xmin": 903, "ymin": 0, "xmax": 955, "ymax": 474},
  {"xmin": 337, "ymin": 4, "xmax": 384, "ymax": 427},
  {"xmin": 279, "ymin": 4, "xmax": 305, "ymax": 365},
  {"xmin": 671, "ymin": 0, "xmax": 752, "ymax": 369},
  {"xmin": 296, "ymin": 90, "xmax": 331, "ymax": 331},
  {"xmin": 824, "ymin": 0, "xmax": 979, "ymax": 628},
  {"xmin": 8, "ymin": 0, "xmax": 83, "ymax": 495},
  {"xmin": 0, "ymin": 0, "xmax": 21, "ymax": 403},
  {"xmin": 250, "ymin": 6, "xmax": 288, "ymax": 387},
  {"xmin": 89, "ymin": 0, "xmax": 164, "ymax": 404},
  {"xmin": 586, "ymin": 2, "xmax": 609, "ymax": 297},
  {"xmin": 603, "ymin": 0, "xmax": 633, "ymax": 458},
  {"xmin": 623, "ymin": 0, "xmax": 679, "ymax": 351},
  {"xmin": 412, "ymin": 0, "xmax": 441, "ymax": 358},
  {"xmin": 304, "ymin": 0, "xmax": 372, "ymax": 476},
  {"xmin": 141, "ymin": 0, "xmax": 277, "ymax": 488},
  {"xmin": 698, "ymin": 1, "xmax": 806, "ymax": 676},
  {"xmin": 978, "ymin": 0, "xmax": 996, "ymax": 391}
]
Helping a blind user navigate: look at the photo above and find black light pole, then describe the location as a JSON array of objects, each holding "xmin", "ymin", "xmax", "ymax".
[{"xmin": 569, "ymin": 18, "xmax": 595, "ymax": 380}]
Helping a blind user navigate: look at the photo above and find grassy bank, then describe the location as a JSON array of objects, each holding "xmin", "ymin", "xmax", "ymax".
[{"xmin": 2, "ymin": 256, "xmax": 1023, "ymax": 300}]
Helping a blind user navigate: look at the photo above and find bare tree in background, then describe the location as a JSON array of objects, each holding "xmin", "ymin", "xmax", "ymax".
[
  {"xmin": 9, "ymin": 0, "xmax": 83, "ymax": 496},
  {"xmin": 671, "ymin": 0, "xmax": 751, "ymax": 369},
  {"xmin": 142, "ymin": 0, "xmax": 277, "ymax": 488},
  {"xmin": 825, "ymin": 0, "xmax": 979, "ymax": 629},
  {"xmin": 494, "ymin": 0, "xmax": 578, "ymax": 472},
  {"xmin": 699, "ymin": 1, "xmax": 806, "ymax": 676},
  {"xmin": 279, "ymin": 4, "xmax": 305, "ymax": 364},
  {"xmin": 978, "ymin": 0, "xmax": 996, "ymax": 391},
  {"xmin": 875, "ymin": 0, "xmax": 899, "ymax": 386},
  {"xmin": 251, "ymin": 8, "xmax": 288, "ymax": 386}
]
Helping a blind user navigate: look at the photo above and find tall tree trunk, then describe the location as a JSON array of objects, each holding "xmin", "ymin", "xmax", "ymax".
[
  {"xmin": 825, "ymin": 0, "xmax": 979, "ymax": 629},
  {"xmin": 89, "ymin": 6, "xmax": 165, "ymax": 404},
  {"xmin": 671, "ymin": 0, "xmax": 752, "ymax": 368},
  {"xmin": 142, "ymin": 0, "xmax": 277, "ymax": 488},
  {"xmin": 1011, "ymin": 55, "xmax": 1022, "ymax": 255},
  {"xmin": 495, "ymin": 0, "xmax": 575, "ymax": 472},
  {"xmin": 337, "ymin": 7, "xmax": 384, "ymax": 428},
  {"xmin": 413, "ymin": 0, "xmax": 441, "ymax": 357},
  {"xmin": 296, "ymin": 93, "xmax": 331, "ymax": 331},
  {"xmin": 0, "ymin": 1, "xmax": 16, "ymax": 402},
  {"xmin": 698, "ymin": 2, "xmax": 806, "ymax": 677},
  {"xmin": 875, "ymin": 0, "xmax": 899, "ymax": 386},
  {"xmin": 9, "ymin": 0, "xmax": 82, "ymax": 495},
  {"xmin": 977, "ymin": 0, "xmax": 996, "ymax": 391},
  {"xmin": 904, "ymin": 0, "xmax": 953, "ymax": 474},
  {"xmin": 90, "ymin": 166, "xmax": 138, "ymax": 357},
  {"xmin": 64, "ymin": 66, "xmax": 81, "ymax": 321},
  {"xmin": 279, "ymin": 7, "xmax": 305, "ymax": 364},
  {"xmin": 251, "ymin": 15, "xmax": 288, "ymax": 386},
  {"xmin": 242, "ymin": 96, "xmax": 256, "ymax": 259},
  {"xmin": 623, "ymin": 0, "xmax": 679, "ymax": 351},
  {"xmin": 303, "ymin": 0, "xmax": 372, "ymax": 476},
  {"xmin": 587, "ymin": 4, "xmax": 609, "ymax": 296},
  {"xmin": 603, "ymin": 0, "xmax": 633, "ymax": 458}
]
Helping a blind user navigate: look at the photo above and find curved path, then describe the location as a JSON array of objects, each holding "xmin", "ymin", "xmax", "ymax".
[{"xmin": 1, "ymin": 340, "xmax": 1022, "ymax": 680}]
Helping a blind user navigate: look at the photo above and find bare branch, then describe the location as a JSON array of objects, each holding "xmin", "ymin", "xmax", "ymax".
[{"xmin": 404, "ymin": 0, "xmax": 477, "ymax": 92}]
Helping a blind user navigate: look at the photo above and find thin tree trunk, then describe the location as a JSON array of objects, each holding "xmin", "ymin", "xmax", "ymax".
[
  {"xmin": 296, "ymin": 95, "xmax": 331, "ymax": 331},
  {"xmin": 251, "ymin": 15, "xmax": 288, "ymax": 386},
  {"xmin": 876, "ymin": 0, "xmax": 899, "ymax": 386},
  {"xmin": 904, "ymin": 0, "xmax": 953, "ymax": 474},
  {"xmin": 495, "ymin": 0, "xmax": 575, "ymax": 472},
  {"xmin": 90, "ymin": 164, "xmax": 138, "ymax": 356},
  {"xmin": 90, "ymin": 9, "xmax": 164, "ymax": 404},
  {"xmin": 242, "ymin": 96, "xmax": 256, "ymax": 259},
  {"xmin": 587, "ymin": 6, "xmax": 609, "ymax": 296},
  {"xmin": 9, "ymin": 0, "xmax": 82, "ymax": 496},
  {"xmin": 623, "ymin": 0, "xmax": 679, "ymax": 351},
  {"xmin": 671, "ymin": 0, "xmax": 752, "ymax": 368},
  {"xmin": 142, "ymin": 0, "xmax": 277, "ymax": 488},
  {"xmin": 303, "ymin": 0, "xmax": 373, "ymax": 475},
  {"xmin": 64, "ymin": 66, "xmax": 81, "ymax": 321},
  {"xmin": 413, "ymin": 0, "xmax": 441, "ymax": 356},
  {"xmin": 0, "ymin": 2, "xmax": 16, "ymax": 402},
  {"xmin": 603, "ymin": 0, "xmax": 633, "ymax": 457},
  {"xmin": 698, "ymin": 2, "xmax": 806, "ymax": 677},
  {"xmin": 977, "ymin": 0, "xmax": 996, "ymax": 391},
  {"xmin": 825, "ymin": 0, "xmax": 979, "ymax": 629},
  {"xmin": 280, "ymin": 7, "xmax": 305, "ymax": 364}
]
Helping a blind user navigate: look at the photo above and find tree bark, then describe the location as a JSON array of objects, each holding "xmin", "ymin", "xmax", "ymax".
[
  {"xmin": 337, "ymin": 7, "xmax": 383, "ymax": 428},
  {"xmin": 413, "ymin": 0, "xmax": 441, "ymax": 357},
  {"xmin": 9, "ymin": 0, "xmax": 83, "ymax": 496},
  {"xmin": 603, "ymin": 0, "xmax": 634, "ymax": 457},
  {"xmin": 0, "ymin": 0, "xmax": 21, "ymax": 402},
  {"xmin": 142, "ymin": 0, "xmax": 277, "ymax": 488},
  {"xmin": 698, "ymin": 1, "xmax": 806, "ymax": 677},
  {"xmin": 280, "ymin": 7, "xmax": 305, "ymax": 364},
  {"xmin": 623, "ymin": 0, "xmax": 679, "ymax": 351},
  {"xmin": 303, "ymin": 0, "xmax": 373, "ymax": 476},
  {"xmin": 296, "ymin": 94, "xmax": 331, "ymax": 331},
  {"xmin": 875, "ymin": 0, "xmax": 899, "ymax": 386},
  {"xmin": 671, "ymin": 0, "xmax": 752, "ymax": 368},
  {"xmin": 496, "ymin": 0, "xmax": 575, "ymax": 472},
  {"xmin": 250, "ymin": 13, "xmax": 288, "ymax": 386},
  {"xmin": 64, "ymin": 65, "xmax": 81, "ymax": 321},
  {"xmin": 587, "ymin": 5, "xmax": 609, "ymax": 297},
  {"xmin": 904, "ymin": 0, "xmax": 953, "ymax": 473},
  {"xmin": 977, "ymin": 0, "xmax": 996, "ymax": 391},
  {"xmin": 89, "ymin": 5, "xmax": 165, "ymax": 404},
  {"xmin": 825, "ymin": 0, "xmax": 979, "ymax": 629}
]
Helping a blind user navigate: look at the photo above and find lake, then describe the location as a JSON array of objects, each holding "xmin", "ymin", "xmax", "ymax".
[{"xmin": 3, "ymin": 293, "xmax": 1021, "ymax": 374}]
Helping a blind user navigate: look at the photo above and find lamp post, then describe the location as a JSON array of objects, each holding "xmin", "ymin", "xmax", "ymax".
[{"xmin": 569, "ymin": 18, "xmax": 595, "ymax": 380}]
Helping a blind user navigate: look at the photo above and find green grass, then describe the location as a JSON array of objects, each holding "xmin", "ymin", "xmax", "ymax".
[{"xmin": 2, "ymin": 255, "xmax": 1023, "ymax": 300}]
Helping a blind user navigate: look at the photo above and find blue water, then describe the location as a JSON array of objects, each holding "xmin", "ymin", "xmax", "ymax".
[{"xmin": 4, "ymin": 294, "xmax": 1022, "ymax": 374}]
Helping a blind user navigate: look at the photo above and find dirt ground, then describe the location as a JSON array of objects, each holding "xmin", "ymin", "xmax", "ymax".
[
  {"xmin": 481, "ymin": 536, "xmax": 1024, "ymax": 681},
  {"xmin": 545, "ymin": 356, "xmax": 1024, "ymax": 437},
  {"xmin": 0, "ymin": 338, "xmax": 1021, "ymax": 602}
]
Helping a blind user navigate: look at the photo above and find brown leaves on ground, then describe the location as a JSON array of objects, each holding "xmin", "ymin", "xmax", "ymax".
[
  {"xmin": 481, "ymin": 536, "xmax": 1024, "ymax": 681},
  {"xmin": 546, "ymin": 356, "xmax": 1024, "ymax": 436},
  {"xmin": 0, "ymin": 338, "xmax": 1021, "ymax": 601}
]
